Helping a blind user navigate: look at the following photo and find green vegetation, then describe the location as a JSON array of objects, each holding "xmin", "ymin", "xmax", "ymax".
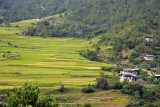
[
  {"xmin": 17, "ymin": 0, "xmax": 160, "ymax": 68},
  {"xmin": 82, "ymin": 85, "xmax": 95, "ymax": 93},
  {"xmin": 58, "ymin": 85, "xmax": 65, "ymax": 92},
  {"xmin": 96, "ymin": 74, "xmax": 109, "ymax": 90},
  {"xmin": 1, "ymin": 0, "xmax": 160, "ymax": 106},
  {"xmin": 122, "ymin": 83, "xmax": 160, "ymax": 107},
  {"xmin": 0, "ymin": 17, "xmax": 129, "ymax": 106},
  {"xmin": 1, "ymin": 82, "xmax": 58, "ymax": 107}
]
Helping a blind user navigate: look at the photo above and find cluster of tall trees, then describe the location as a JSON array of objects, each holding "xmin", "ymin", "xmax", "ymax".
[{"xmin": 27, "ymin": 20, "xmax": 94, "ymax": 38}]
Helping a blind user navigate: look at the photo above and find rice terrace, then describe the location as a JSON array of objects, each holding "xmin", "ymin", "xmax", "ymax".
[
  {"xmin": 0, "ymin": 0, "xmax": 160, "ymax": 106},
  {"xmin": 0, "ymin": 18, "xmax": 129, "ymax": 106}
]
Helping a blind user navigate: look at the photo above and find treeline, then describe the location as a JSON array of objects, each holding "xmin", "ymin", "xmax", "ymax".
[
  {"xmin": 28, "ymin": 21, "xmax": 91, "ymax": 38},
  {"xmin": 0, "ymin": 0, "xmax": 84, "ymax": 22},
  {"xmin": 70, "ymin": 0, "xmax": 160, "ymax": 25},
  {"xmin": 27, "ymin": 19, "xmax": 107, "ymax": 39}
]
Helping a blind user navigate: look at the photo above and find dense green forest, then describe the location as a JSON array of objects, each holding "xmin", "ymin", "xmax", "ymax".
[{"xmin": 0, "ymin": 0, "xmax": 85, "ymax": 22}]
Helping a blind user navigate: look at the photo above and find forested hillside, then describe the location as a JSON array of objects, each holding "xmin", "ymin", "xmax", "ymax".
[
  {"xmin": 79, "ymin": 0, "xmax": 160, "ymax": 68},
  {"xmin": 0, "ymin": 0, "xmax": 83, "ymax": 22}
]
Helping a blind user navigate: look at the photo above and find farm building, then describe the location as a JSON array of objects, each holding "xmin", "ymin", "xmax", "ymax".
[
  {"xmin": 145, "ymin": 37, "xmax": 154, "ymax": 41},
  {"xmin": 37, "ymin": 18, "xmax": 42, "ymax": 22},
  {"xmin": 40, "ymin": 5, "xmax": 44, "ymax": 9},
  {"xmin": 144, "ymin": 55, "xmax": 154, "ymax": 60},
  {"xmin": 120, "ymin": 69, "xmax": 139, "ymax": 82},
  {"xmin": 49, "ymin": 20, "xmax": 52, "ymax": 23},
  {"xmin": 76, "ymin": 30, "xmax": 83, "ymax": 34},
  {"xmin": 149, "ymin": 74, "xmax": 160, "ymax": 79},
  {"xmin": 154, "ymin": 74, "xmax": 160, "ymax": 79}
]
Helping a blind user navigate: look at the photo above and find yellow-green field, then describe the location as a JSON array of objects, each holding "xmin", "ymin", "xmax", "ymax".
[{"xmin": 0, "ymin": 18, "xmax": 129, "ymax": 106}]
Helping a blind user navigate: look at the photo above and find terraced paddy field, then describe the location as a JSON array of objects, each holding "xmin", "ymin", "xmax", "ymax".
[{"xmin": 0, "ymin": 18, "xmax": 129, "ymax": 106}]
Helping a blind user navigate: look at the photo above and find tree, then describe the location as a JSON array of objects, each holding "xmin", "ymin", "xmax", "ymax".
[
  {"xmin": 0, "ymin": 18, "xmax": 3, "ymax": 24},
  {"xmin": 2, "ymin": 82, "xmax": 58, "ymax": 107},
  {"xmin": 5, "ymin": 22, "xmax": 11, "ymax": 27},
  {"xmin": 58, "ymin": 85, "xmax": 65, "ymax": 92},
  {"xmin": 96, "ymin": 77, "xmax": 109, "ymax": 90},
  {"xmin": 121, "ymin": 83, "xmax": 144, "ymax": 96},
  {"xmin": 82, "ymin": 85, "xmax": 95, "ymax": 93},
  {"xmin": 3, "ymin": 53, "xmax": 5, "ymax": 57}
]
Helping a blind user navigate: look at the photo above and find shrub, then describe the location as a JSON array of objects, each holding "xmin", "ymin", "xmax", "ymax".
[
  {"xmin": 96, "ymin": 77, "xmax": 109, "ymax": 90},
  {"xmin": 37, "ymin": 96, "xmax": 58, "ymax": 107},
  {"xmin": 121, "ymin": 83, "xmax": 144, "ymax": 96},
  {"xmin": 153, "ymin": 79, "xmax": 160, "ymax": 84},
  {"xmin": 14, "ymin": 45, "xmax": 18, "ymax": 48},
  {"xmin": 126, "ymin": 100, "xmax": 145, "ymax": 107},
  {"xmin": 82, "ymin": 85, "xmax": 95, "ymax": 93},
  {"xmin": 7, "ymin": 51, "xmax": 11, "ymax": 53},
  {"xmin": 7, "ymin": 42, "xmax": 12, "ymax": 45},
  {"xmin": 58, "ymin": 85, "xmax": 65, "ymax": 92},
  {"xmin": 101, "ymin": 66, "xmax": 115, "ymax": 71},
  {"xmin": 113, "ymin": 81, "xmax": 123, "ymax": 89},
  {"xmin": 3, "ymin": 53, "xmax": 5, "ymax": 57},
  {"xmin": 84, "ymin": 103, "xmax": 91, "ymax": 107},
  {"xmin": 101, "ymin": 66, "xmax": 121, "ymax": 73}
]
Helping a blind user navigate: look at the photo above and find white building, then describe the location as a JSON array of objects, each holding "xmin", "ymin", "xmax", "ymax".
[
  {"xmin": 120, "ymin": 69, "xmax": 139, "ymax": 82},
  {"xmin": 145, "ymin": 37, "xmax": 154, "ymax": 41},
  {"xmin": 144, "ymin": 55, "xmax": 154, "ymax": 60},
  {"xmin": 37, "ymin": 18, "xmax": 42, "ymax": 22},
  {"xmin": 76, "ymin": 30, "xmax": 83, "ymax": 34},
  {"xmin": 149, "ymin": 73, "xmax": 160, "ymax": 79}
]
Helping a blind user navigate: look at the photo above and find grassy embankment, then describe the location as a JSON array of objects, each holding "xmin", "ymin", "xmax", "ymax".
[{"xmin": 0, "ymin": 17, "xmax": 129, "ymax": 106}]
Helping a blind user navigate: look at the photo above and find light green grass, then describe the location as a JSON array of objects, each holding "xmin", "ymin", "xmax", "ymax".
[{"xmin": 0, "ymin": 18, "xmax": 113, "ymax": 89}]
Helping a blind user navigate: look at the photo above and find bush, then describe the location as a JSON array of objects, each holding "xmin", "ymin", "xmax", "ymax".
[
  {"xmin": 126, "ymin": 100, "xmax": 145, "ymax": 107},
  {"xmin": 37, "ymin": 96, "xmax": 58, "ymax": 107},
  {"xmin": 58, "ymin": 85, "xmax": 65, "ymax": 92},
  {"xmin": 101, "ymin": 66, "xmax": 121, "ymax": 73},
  {"xmin": 113, "ymin": 81, "xmax": 123, "ymax": 89},
  {"xmin": 121, "ymin": 83, "xmax": 144, "ymax": 96},
  {"xmin": 101, "ymin": 66, "xmax": 115, "ymax": 71},
  {"xmin": 82, "ymin": 85, "xmax": 95, "ymax": 93},
  {"xmin": 7, "ymin": 51, "xmax": 11, "ymax": 53},
  {"xmin": 84, "ymin": 103, "xmax": 91, "ymax": 107},
  {"xmin": 14, "ymin": 45, "xmax": 18, "ymax": 48},
  {"xmin": 7, "ymin": 42, "xmax": 12, "ymax": 45},
  {"xmin": 153, "ymin": 79, "xmax": 160, "ymax": 84},
  {"xmin": 96, "ymin": 77, "xmax": 109, "ymax": 90},
  {"xmin": 3, "ymin": 53, "xmax": 5, "ymax": 57}
]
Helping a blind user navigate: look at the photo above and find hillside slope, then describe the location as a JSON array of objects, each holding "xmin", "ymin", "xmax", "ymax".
[
  {"xmin": 1, "ymin": 0, "xmax": 160, "ymax": 67},
  {"xmin": 0, "ymin": 17, "xmax": 131, "ymax": 106}
]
